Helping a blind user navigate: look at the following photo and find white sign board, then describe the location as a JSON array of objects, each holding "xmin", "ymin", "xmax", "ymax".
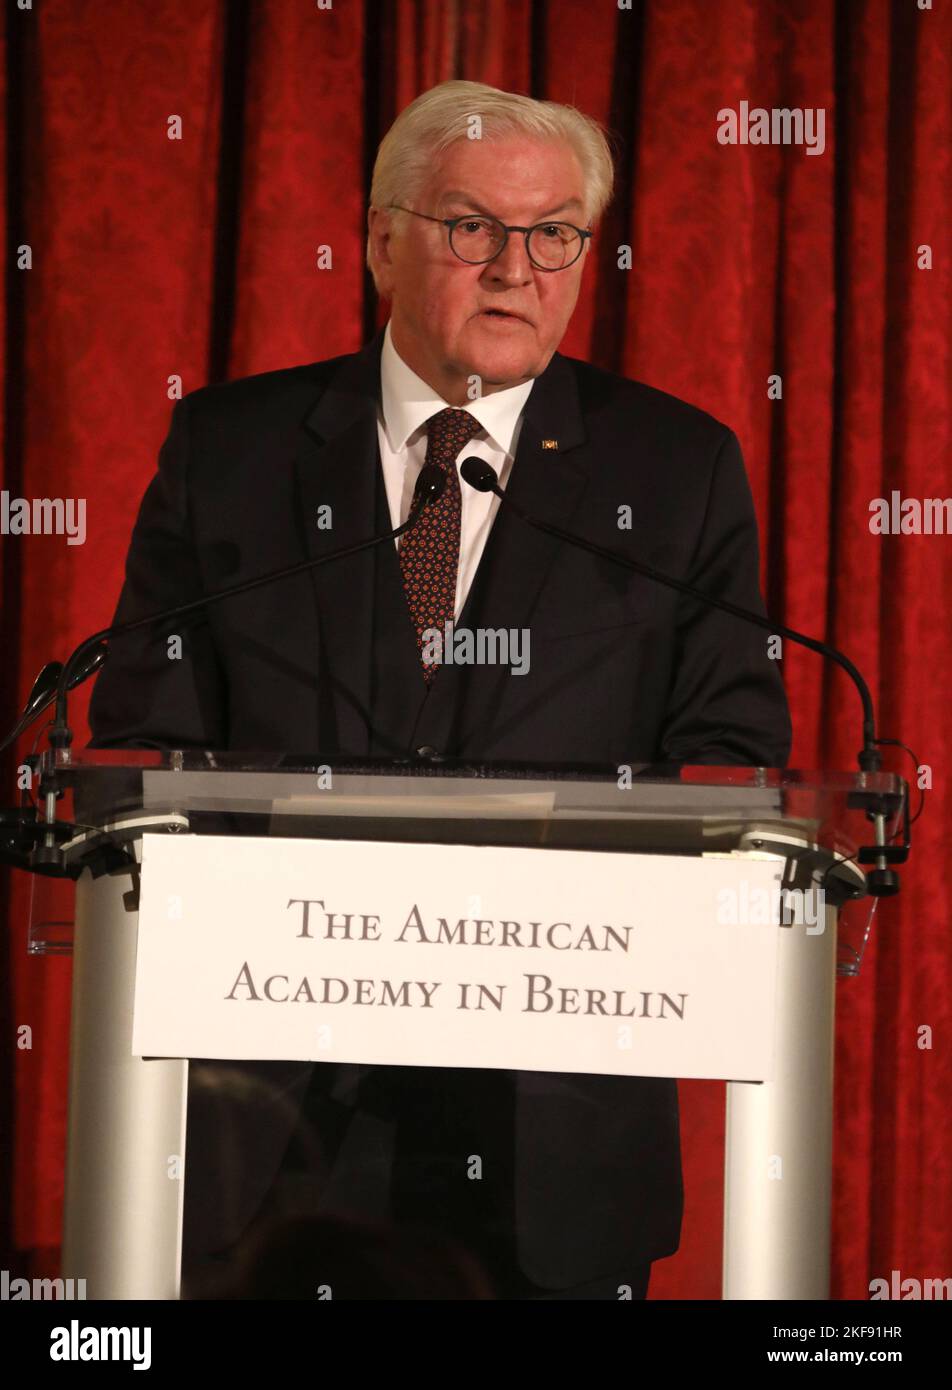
[{"xmin": 132, "ymin": 835, "xmax": 785, "ymax": 1081}]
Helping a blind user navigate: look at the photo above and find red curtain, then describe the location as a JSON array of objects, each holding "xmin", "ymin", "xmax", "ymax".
[{"xmin": 2, "ymin": 0, "xmax": 949, "ymax": 1299}]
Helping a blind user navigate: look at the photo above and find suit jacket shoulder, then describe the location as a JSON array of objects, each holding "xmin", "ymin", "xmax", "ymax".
[
  {"xmin": 186, "ymin": 352, "xmax": 347, "ymax": 407},
  {"xmin": 558, "ymin": 351, "xmax": 735, "ymax": 453}
]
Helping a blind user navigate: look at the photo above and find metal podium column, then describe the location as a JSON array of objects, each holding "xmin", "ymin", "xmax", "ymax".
[
  {"xmin": 61, "ymin": 835, "xmax": 188, "ymax": 1299},
  {"xmin": 722, "ymin": 893, "xmax": 838, "ymax": 1299}
]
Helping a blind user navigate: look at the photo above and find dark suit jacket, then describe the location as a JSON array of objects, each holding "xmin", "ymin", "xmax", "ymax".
[{"xmin": 87, "ymin": 325, "xmax": 791, "ymax": 1287}]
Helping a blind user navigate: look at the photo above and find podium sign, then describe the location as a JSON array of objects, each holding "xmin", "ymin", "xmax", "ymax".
[{"xmin": 133, "ymin": 834, "xmax": 785, "ymax": 1081}]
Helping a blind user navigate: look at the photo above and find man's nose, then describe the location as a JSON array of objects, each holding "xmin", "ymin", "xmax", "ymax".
[{"xmin": 485, "ymin": 233, "xmax": 533, "ymax": 285}]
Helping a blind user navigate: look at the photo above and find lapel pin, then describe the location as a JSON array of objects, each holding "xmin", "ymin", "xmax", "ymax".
[{"xmin": 541, "ymin": 439, "xmax": 559, "ymax": 450}]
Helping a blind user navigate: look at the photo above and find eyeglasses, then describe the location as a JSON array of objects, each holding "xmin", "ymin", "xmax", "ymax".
[{"xmin": 389, "ymin": 205, "xmax": 593, "ymax": 271}]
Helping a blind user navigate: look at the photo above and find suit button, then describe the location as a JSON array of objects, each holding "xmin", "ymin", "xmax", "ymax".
[{"xmin": 415, "ymin": 745, "xmax": 441, "ymax": 761}]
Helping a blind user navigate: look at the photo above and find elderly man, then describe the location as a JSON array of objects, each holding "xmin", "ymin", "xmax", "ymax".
[{"xmin": 89, "ymin": 79, "xmax": 791, "ymax": 1300}]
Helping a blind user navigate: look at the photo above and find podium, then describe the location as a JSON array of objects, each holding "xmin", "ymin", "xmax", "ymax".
[{"xmin": 27, "ymin": 749, "xmax": 905, "ymax": 1300}]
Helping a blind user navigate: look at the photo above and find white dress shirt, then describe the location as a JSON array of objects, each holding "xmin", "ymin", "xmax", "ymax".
[{"xmin": 377, "ymin": 318, "xmax": 535, "ymax": 621}]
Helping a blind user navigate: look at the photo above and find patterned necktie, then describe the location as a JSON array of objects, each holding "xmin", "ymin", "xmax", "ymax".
[{"xmin": 399, "ymin": 406, "xmax": 483, "ymax": 683}]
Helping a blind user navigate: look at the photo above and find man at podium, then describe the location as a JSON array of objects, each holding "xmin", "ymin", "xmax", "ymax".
[{"xmin": 88, "ymin": 80, "xmax": 792, "ymax": 1299}]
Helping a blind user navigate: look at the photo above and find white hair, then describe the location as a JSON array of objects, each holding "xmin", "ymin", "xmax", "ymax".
[{"xmin": 366, "ymin": 79, "xmax": 617, "ymax": 288}]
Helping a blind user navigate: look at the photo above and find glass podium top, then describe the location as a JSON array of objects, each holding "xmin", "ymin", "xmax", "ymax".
[
  {"xmin": 22, "ymin": 751, "xmax": 907, "ymax": 964},
  {"xmin": 33, "ymin": 747, "xmax": 905, "ymax": 858}
]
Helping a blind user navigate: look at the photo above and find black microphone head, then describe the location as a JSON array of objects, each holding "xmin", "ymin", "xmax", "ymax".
[
  {"xmin": 413, "ymin": 463, "xmax": 447, "ymax": 507},
  {"xmin": 23, "ymin": 662, "xmax": 63, "ymax": 720},
  {"xmin": 460, "ymin": 455, "xmax": 498, "ymax": 493},
  {"xmin": 70, "ymin": 642, "xmax": 108, "ymax": 687}
]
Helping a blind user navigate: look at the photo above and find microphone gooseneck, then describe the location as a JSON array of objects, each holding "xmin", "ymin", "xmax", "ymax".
[
  {"xmin": 43, "ymin": 463, "xmax": 449, "ymax": 753},
  {"xmin": 460, "ymin": 455, "xmax": 881, "ymax": 775}
]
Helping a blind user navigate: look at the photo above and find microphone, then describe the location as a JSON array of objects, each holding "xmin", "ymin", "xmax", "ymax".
[
  {"xmin": 40, "ymin": 463, "xmax": 447, "ymax": 753},
  {"xmin": 0, "ymin": 650, "xmax": 109, "ymax": 754},
  {"xmin": 12, "ymin": 462, "xmax": 448, "ymax": 872},
  {"xmin": 460, "ymin": 455, "xmax": 882, "ymax": 775},
  {"xmin": 460, "ymin": 456, "xmax": 909, "ymax": 896}
]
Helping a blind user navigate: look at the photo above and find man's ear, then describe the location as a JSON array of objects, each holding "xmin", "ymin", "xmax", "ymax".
[{"xmin": 367, "ymin": 206, "xmax": 396, "ymax": 297}]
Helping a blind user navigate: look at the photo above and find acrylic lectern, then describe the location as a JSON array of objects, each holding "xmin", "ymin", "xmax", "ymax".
[{"xmin": 25, "ymin": 750, "xmax": 905, "ymax": 1301}]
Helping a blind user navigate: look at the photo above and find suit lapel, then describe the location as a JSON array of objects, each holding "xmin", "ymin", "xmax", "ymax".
[
  {"xmin": 292, "ymin": 329, "xmax": 388, "ymax": 755},
  {"xmin": 461, "ymin": 349, "xmax": 588, "ymax": 630}
]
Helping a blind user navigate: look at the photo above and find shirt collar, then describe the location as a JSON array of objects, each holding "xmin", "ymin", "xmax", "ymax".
[{"xmin": 379, "ymin": 318, "xmax": 534, "ymax": 457}]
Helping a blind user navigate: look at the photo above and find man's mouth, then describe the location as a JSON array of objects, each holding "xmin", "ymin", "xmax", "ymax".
[{"xmin": 478, "ymin": 309, "xmax": 530, "ymax": 323}]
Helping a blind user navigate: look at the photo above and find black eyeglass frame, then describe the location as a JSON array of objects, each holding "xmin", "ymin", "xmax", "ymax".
[{"xmin": 388, "ymin": 205, "xmax": 593, "ymax": 271}]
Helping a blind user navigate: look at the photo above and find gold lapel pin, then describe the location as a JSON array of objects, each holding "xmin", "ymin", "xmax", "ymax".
[{"xmin": 541, "ymin": 439, "xmax": 559, "ymax": 450}]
